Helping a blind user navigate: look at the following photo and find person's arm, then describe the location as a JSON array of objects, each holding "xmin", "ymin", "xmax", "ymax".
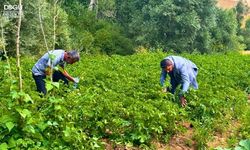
[
  {"xmin": 160, "ymin": 69, "xmax": 167, "ymax": 87},
  {"xmin": 61, "ymin": 69, "xmax": 75, "ymax": 82}
]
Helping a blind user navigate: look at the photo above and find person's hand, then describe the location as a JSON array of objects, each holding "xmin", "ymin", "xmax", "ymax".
[
  {"xmin": 161, "ymin": 87, "xmax": 167, "ymax": 93},
  {"xmin": 180, "ymin": 96, "xmax": 187, "ymax": 107},
  {"xmin": 162, "ymin": 87, "xmax": 171, "ymax": 93},
  {"xmin": 45, "ymin": 67, "xmax": 52, "ymax": 75},
  {"xmin": 73, "ymin": 77, "xmax": 80, "ymax": 83}
]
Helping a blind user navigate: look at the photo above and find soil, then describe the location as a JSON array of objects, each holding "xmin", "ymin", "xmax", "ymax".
[
  {"xmin": 165, "ymin": 122, "xmax": 195, "ymax": 150},
  {"xmin": 161, "ymin": 121, "xmax": 240, "ymax": 150},
  {"xmin": 103, "ymin": 120, "xmax": 241, "ymax": 150}
]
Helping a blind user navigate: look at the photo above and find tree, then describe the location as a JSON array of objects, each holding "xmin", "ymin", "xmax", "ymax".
[
  {"xmin": 0, "ymin": 17, "xmax": 12, "ymax": 77},
  {"xmin": 16, "ymin": 0, "xmax": 23, "ymax": 92},
  {"xmin": 240, "ymin": 18, "xmax": 250, "ymax": 49},
  {"xmin": 235, "ymin": 0, "xmax": 249, "ymax": 28},
  {"xmin": 211, "ymin": 9, "xmax": 244, "ymax": 52},
  {"xmin": 89, "ymin": 0, "xmax": 98, "ymax": 16},
  {"xmin": 114, "ymin": 0, "xmax": 243, "ymax": 53}
]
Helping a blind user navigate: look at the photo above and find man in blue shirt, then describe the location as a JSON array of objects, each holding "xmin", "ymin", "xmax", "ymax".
[
  {"xmin": 32, "ymin": 50, "xmax": 80, "ymax": 95},
  {"xmin": 160, "ymin": 56, "xmax": 198, "ymax": 107}
]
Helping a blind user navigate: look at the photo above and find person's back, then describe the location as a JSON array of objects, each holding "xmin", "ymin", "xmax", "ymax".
[
  {"xmin": 160, "ymin": 55, "xmax": 198, "ymax": 107},
  {"xmin": 165, "ymin": 56, "xmax": 197, "ymax": 71},
  {"xmin": 32, "ymin": 50, "xmax": 80, "ymax": 95},
  {"xmin": 32, "ymin": 50, "xmax": 65, "ymax": 76}
]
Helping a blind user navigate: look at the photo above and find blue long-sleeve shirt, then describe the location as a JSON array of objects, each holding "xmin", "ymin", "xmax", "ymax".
[
  {"xmin": 160, "ymin": 56, "xmax": 198, "ymax": 96},
  {"xmin": 32, "ymin": 50, "xmax": 65, "ymax": 76}
]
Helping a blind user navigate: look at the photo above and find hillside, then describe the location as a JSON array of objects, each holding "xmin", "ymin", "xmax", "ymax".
[
  {"xmin": 217, "ymin": 0, "xmax": 250, "ymax": 27},
  {"xmin": 217, "ymin": 0, "xmax": 250, "ymax": 9}
]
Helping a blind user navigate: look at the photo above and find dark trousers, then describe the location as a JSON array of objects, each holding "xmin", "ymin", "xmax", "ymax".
[{"xmin": 32, "ymin": 71, "xmax": 68, "ymax": 95}]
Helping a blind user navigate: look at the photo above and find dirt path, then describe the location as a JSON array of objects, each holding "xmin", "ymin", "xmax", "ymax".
[
  {"xmin": 103, "ymin": 120, "xmax": 242, "ymax": 150},
  {"xmin": 166, "ymin": 122, "xmax": 195, "ymax": 150},
  {"xmin": 151, "ymin": 122, "xmax": 195, "ymax": 150},
  {"xmin": 207, "ymin": 121, "xmax": 241, "ymax": 149},
  {"xmin": 155, "ymin": 121, "xmax": 241, "ymax": 150}
]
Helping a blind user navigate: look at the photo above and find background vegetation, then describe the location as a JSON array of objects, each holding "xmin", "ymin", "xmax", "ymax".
[
  {"xmin": 0, "ymin": 0, "xmax": 250, "ymax": 149},
  {"xmin": 0, "ymin": 0, "xmax": 250, "ymax": 56}
]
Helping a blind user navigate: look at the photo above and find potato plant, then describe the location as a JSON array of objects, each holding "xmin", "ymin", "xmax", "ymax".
[{"xmin": 0, "ymin": 52, "xmax": 249, "ymax": 149}]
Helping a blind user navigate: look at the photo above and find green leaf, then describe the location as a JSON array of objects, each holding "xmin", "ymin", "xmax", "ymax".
[
  {"xmin": 18, "ymin": 91, "xmax": 26, "ymax": 96},
  {"xmin": 0, "ymin": 143, "xmax": 8, "ymax": 150},
  {"xmin": 49, "ymin": 97, "xmax": 63, "ymax": 103},
  {"xmin": 5, "ymin": 122, "xmax": 15, "ymax": 132},
  {"xmin": 63, "ymin": 126, "xmax": 71, "ymax": 137},
  {"xmin": 48, "ymin": 54, "xmax": 56, "ymax": 60},
  {"xmin": 37, "ymin": 122, "xmax": 48, "ymax": 131},
  {"xmin": 24, "ymin": 125, "xmax": 36, "ymax": 134},
  {"xmin": 63, "ymin": 126, "xmax": 72, "ymax": 142},
  {"xmin": 52, "ymin": 82, "xmax": 60, "ymax": 88},
  {"xmin": 46, "ymin": 82, "xmax": 53, "ymax": 92},
  {"xmin": 235, "ymin": 146, "xmax": 244, "ymax": 150},
  {"xmin": 0, "ymin": 115, "xmax": 16, "ymax": 124},
  {"xmin": 52, "ymin": 121, "xmax": 59, "ymax": 126},
  {"xmin": 54, "ymin": 66, "xmax": 59, "ymax": 71},
  {"xmin": 16, "ymin": 108, "xmax": 31, "ymax": 119},
  {"xmin": 47, "ymin": 121, "xmax": 58, "ymax": 126},
  {"xmin": 239, "ymin": 139, "xmax": 250, "ymax": 150},
  {"xmin": 11, "ymin": 91, "xmax": 19, "ymax": 99},
  {"xmin": 24, "ymin": 94, "xmax": 33, "ymax": 103},
  {"xmin": 8, "ymin": 137, "xmax": 16, "ymax": 148},
  {"xmin": 55, "ymin": 105, "xmax": 61, "ymax": 110},
  {"xmin": 47, "ymin": 121, "xmax": 52, "ymax": 126}
]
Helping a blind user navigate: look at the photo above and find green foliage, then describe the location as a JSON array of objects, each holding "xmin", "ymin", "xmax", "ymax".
[
  {"xmin": 0, "ymin": 52, "xmax": 250, "ymax": 149},
  {"xmin": 0, "ymin": 0, "xmax": 71, "ymax": 55},
  {"xmin": 235, "ymin": 0, "xmax": 249, "ymax": 28},
  {"xmin": 239, "ymin": 18, "xmax": 250, "ymax": 50},
  {"xmin": 94, "ymin": 22, "xmax": 134, "ymax": 55},
  {"xmin": 240, "ymin": 108, "xmax": 250, "ymax": 139},
  {"xmin": 211, "ymin": 9, "xmax": 245, "ymax": 53},
  {"xmin": 216, "ymin": 139, "xmax": 250, "ymax": 150},
  {"xmin": 115, "ymin": 0, "xmax": 244, "ymax": 53},
  {"xmin": 63, "ymin": 2, "xmax": 134, "ymax": 55},
  {"xmin": 1, "ymin": 0, "xmax": 247, "ymax": 55}
]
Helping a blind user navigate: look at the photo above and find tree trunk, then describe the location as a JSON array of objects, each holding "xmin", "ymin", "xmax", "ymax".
[
  {"xmin": 16, "ymin": 0, "xmax": 23, "ymax": 92},
  {"xmin": 89, "ymin": 0, "xmax": 98, "ymax": 16},
  {"xmin": 53, "ymin": 0, "xmax": 59, "ymax": 50},
  {"xmin": 52, "ymin": 0, "xmax": 59, "ymax": 82},
  {"xmin": 38, "ymin": 5, "xmax": 49, "ymax": 51},
  {"xmin": 1, "ymin": 20, "xmax": 12, "ymax": 77}
]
